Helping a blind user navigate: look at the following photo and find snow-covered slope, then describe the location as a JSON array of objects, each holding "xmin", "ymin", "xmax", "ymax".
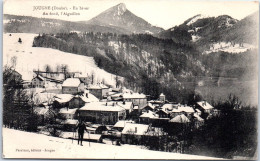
[
  {"xmin": 2, "ymin": 128, "xmax": 221, "ymax": 159},
  {"xmin": 186, "ymin": 14, "xmax": 209, "ymax": 26},
  {"xmin": 3, "ymin": 33, "xmax": 116, "ymax": 86}
]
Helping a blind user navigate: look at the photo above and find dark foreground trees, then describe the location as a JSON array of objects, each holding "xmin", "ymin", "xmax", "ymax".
[
  {"xmin": 186, "ymin": 97, "xmax": 257, "ymax": 159},
  {"xmin": 3, "ymin": 66, "xmax": 39, "ymax": 131}
]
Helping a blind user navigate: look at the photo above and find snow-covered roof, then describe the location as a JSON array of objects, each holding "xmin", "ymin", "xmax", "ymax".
[
  {"xmin": 197, "ymin": 101, "xmax": 214, "ymax": 110},
  {"xmin": 122, "ymin": 93, "xmax": 146, "ymax": 99},
  {"xmin": 140, "ymin": 111, "xmax": 158, "ymax": 118},
  {"xmin": 195, "ymin": 109, "xmax": 201, "ymax": 113},
  {"xmin": 80, "ymin": 93, "xmax": 99, "ymax": 102},
  {"xmin": 157, "ymin": 109, "xmax": 169, "ymax": 114},
  {"xmin": 161, "ymin": 104, "xmax": 174, "ymax": 111},
  {"xmin": 88, "ymin": 83, "xmax": 109, "ymax": 90},
  {"xmin": 110, "ymin": 93, "xmax": 122, "ymax": 98},
  {"xmin": 148, "ymin": 100, "xmax": 164, "ymax": 104},
  {"xmin": 143, "ymin": 103, "xmax": 156, "ymax": 110},
  {"xmin": 79, "ymin": 102, "xmax": 125, "ymax": 112},
  {"xmin": 54, "ymin": 94, "xmax": 74, "ymax": 103},
  {"xmin": 64, "ymin": 119, "xmax": 78, "ymax": 125},
  {"xmin": 169, "ymin": 114, "xmax": 190, "ymax": 123},
  {"xmin": 33, "ymin": 75, "xmax": 45, "ymax": 81},
  {"xmin": 171, "ymin": 108, "xmax": 181, "ymax": 113},
  {"xmin": 178, "ymin": 105, "xmax": 195, "ymax": 113},
  {"xmin": 34, "ymin": 107, "xmax": 49, "ymax": 115},
  {"xmin": 59, "ymin": 108, "xmax": 78, "ymax": 114},
  {"xmin": 193, "ymin": 113, "xmax": 204, "ymax": 122},
  {"xmin": 113, "ymin": 120, "xmax": 135, "ymax": 128},
  {"xmin": 121, "ymin": 123, "xmax": 149, "ymax": 135},
  {"xmin": 99, "ymin": 84, "xmax": 109, "ymax": 89},
  {"xmin": 117, "ymin": 101, "xmax": 133, "ymax": 110},
  {"xmin": 62, "ymin": 78, "xmax": 81, "ymax": 87},
  {"xmin": 160, "ymin": 93, "xmax": 165, "ymax": 96}
]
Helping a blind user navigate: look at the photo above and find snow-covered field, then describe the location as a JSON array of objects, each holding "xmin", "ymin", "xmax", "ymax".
[
  {"xmin": 2, "ymin": 128, "xmax": 221, "ymax": 159},
  {"xmin": 3, "ymin": 33, "xmax": 116, "ymax": 86}
]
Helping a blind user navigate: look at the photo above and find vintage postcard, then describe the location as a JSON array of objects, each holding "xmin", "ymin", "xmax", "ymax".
[{"xmin": 2, "ymin": 0, "xmax": 259, "ymax": 159}]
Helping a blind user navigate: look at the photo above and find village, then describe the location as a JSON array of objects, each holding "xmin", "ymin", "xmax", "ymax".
[{"xmin": 7, "ymin": 68, "xmax": 221, "ymax": 153}]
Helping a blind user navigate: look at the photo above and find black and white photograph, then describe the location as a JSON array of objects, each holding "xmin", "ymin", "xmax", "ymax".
[{"xmin": 2, "ymin": 0, "xmax": 259, "ymax": 159}]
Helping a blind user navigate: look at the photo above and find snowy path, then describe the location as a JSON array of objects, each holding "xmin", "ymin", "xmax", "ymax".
[{"xmin": 2, "ymin": 128, "xmax": 221, "ymax": 159}]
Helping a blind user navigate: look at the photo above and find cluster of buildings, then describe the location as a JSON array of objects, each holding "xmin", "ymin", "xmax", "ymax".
[{"xmin": 28, "ymin": 70, "xmax": 220, "ymax": 145}]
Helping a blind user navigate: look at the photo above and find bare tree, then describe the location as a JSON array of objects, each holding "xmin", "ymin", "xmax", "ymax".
[
  {"xmin": 44, "ymin": 64, "xmax": 52, "ymax": 73},
  {"xmin": 10, "ymin": 56, "xmax": 17, "ymax": 69},
  {"xmin": 91, "ymin": 70, "xmax": 95, "ymax": 84}
]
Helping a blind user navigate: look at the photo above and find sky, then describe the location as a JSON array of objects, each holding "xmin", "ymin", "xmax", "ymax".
[{"xmin": 3, "ymin": 0, "xmax": 259, "ymax": 29}]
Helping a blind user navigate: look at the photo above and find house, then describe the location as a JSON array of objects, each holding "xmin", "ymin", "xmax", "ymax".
[
  {"xmin": 178, "ymin": 105, "xmax": 195, "ymax": 115},
  {"xmin": 117, "ymin": 101, "xmax": 134, "ymax": 118},
  {"xmin": 88, "ymin": 83, "xmax": 109, "ymax": 99},
  {"xmin": 59, "ymin": 108, "xmax": 78, "ymax": 119},
  {"xmin": 169, "ymin": 114, "xmax": 190, "ymax": 123},
  {"xmin": 69, "ymin": 93, "xmax": 99, "ymax": 109},
  {"xmin": 68, "ymin": 96, "xmax": 86, "ymax": 109},
  {"xmin": 156, "ymin": 109, "xmax": 169, "ymax": 118},
  {"xmin": 31, "ymin": 75, "xmax": 45, "ymax": 88},
  {"xmin": 62, "ymin": 119, "xmax": 78, "ymax": 131},
  {"xmin": 78, "ymin": 102, "xmax": 126, "ymax": 125},
  {"xmin": 113, "ymin": 120, "xmax": 135, "ymax": 132},
  {"xmin": 122, "ymin": 92, "xmax": 147, "ymax": 111},
  {"xmin": 81, "ymin": 92, "xmax": 99, "ymax": 103},
  {"xmin": 139, "ymin": 111, "xmax": 158, "ymax": 124},
  {"xmin": 62, "ymin": 78, "xmax": 84, "ymax": 95},
  {"xmin": 196, "ymin": 101, "xmax": 214, "ymax": 113},
  {"xmin": 148, "ymin": 100, "xmax": 164, "ymax": 106},
  {"xmin": 74, "ymin": 72, "xmax": 91, "ymax": 85},
  {"xmin": 121, "ymin": 123, "xmax": 149, "ymax": 144},
  {"xmin": 195, "ymin": 109, "xmax": 202, "ymax": 116},
  {"xmin": 110, "ymin": 93, "xmax": 123, "ymax": 101},
  {"xmin": 193, "ymin": 113, "xmax": 204, "ymax": 129},
  {"xmin": 169, "ymin": 108, "xmax": 182, "ymax": 118},
  {"xmin": 141, "ymin": 103, "xmax": 156, "ymax": 113},
  {"xmin": 52, "ymin": 94, "xmax": 74, "ymax": 109}
]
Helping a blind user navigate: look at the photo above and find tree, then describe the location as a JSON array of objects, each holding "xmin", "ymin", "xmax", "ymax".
[
  {"xmin": 61, "ymin": 64, "xmax": 69, "ymax": 79},
  {"xmin": 44, "ymin": 64, "xmax": 52, "ymax": 73},
  {"xmin": 10, "ymin": 56, "xmax": 17, "ymax": 69},
  {"xmin": 3, "ymin": 66, "xmax": 39, "ymax": 131},
  {"xmin": 91, "ymin": 71, "xmax": 95, "ymax": 84}
]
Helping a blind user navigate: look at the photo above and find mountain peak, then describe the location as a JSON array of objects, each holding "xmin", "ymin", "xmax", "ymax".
[
  {"xmin": 115, "ymin": 3, "xmax": 127, "ymax": 16},
  {"xmin": 85, "ymin": 3, "xmax": 163, "ymax": 34}
]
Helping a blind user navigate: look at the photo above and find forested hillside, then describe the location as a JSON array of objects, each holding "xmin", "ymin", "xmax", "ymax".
[{"xmin": 33, "ymin": 32, "xmax": 206, "ymax": 102}]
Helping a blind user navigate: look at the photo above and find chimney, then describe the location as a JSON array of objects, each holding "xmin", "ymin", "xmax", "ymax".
[
  {"xmin": 123, "ymin": 101, "xmax": 125, "ymax": 105},
  {"xmin": 86, "ymin": 93, "xmax": 88, "ymax": 98},
  {"xmin": 106, "ymin": 102, "xmax": 107, "ymax": 106},
  {"xmin": 135, "ymin": 127, "xmax": 137, "ymax": 133}
]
